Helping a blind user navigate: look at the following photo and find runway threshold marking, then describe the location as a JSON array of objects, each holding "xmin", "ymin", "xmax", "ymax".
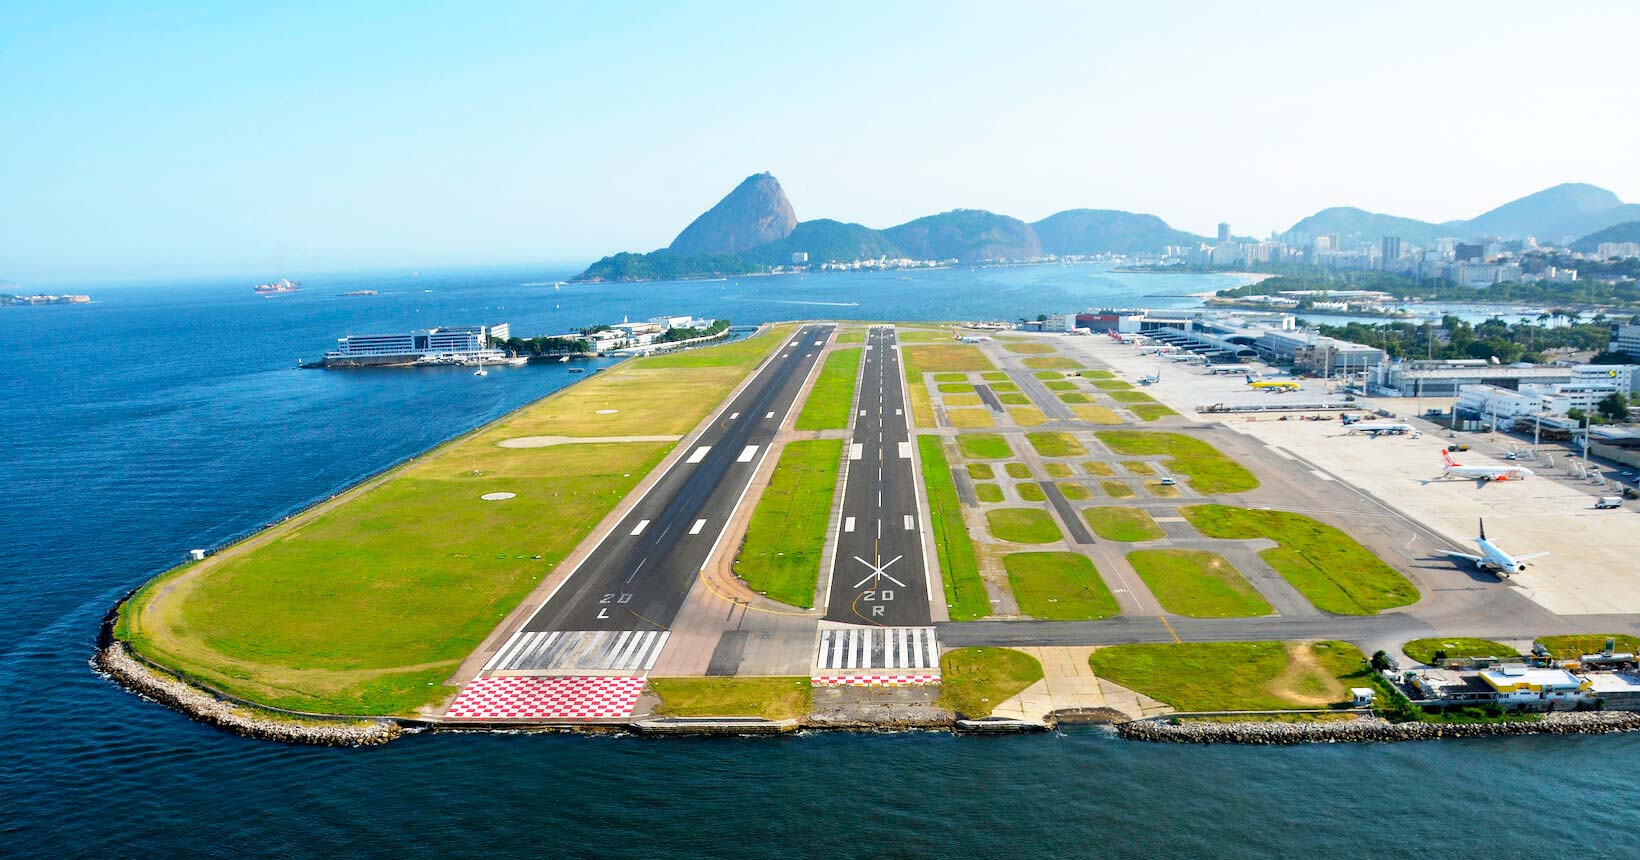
[
  {"xmin": 849, "ymin": 444, "xmax": 863, "ymax": 460},
  {"xmin": 630, "ymin": 520, "xmax": 650, "ymax": 536},
  {"xmin": 687, "ymin": 446, "xmax": 710, "ymax": 463},
  {"xmin": 844, "ymin": 516, "xmax": 856, "ymax": 533},
  {"xmin": 690, "ymin": 518, "xmax": 707, "ymax": 535},
  {"xmin": 737, "ymin": 445, "xmax": 758, "ymax": 462},
  {"xmin": 904, "ymin": 515, "xmax": 914, "ymax": 530},
  {"xmin": 897, "ymin": 442, "xmax": 912, "ymax": 459}
]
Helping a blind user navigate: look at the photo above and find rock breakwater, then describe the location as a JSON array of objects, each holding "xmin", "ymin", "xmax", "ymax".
[
  {"xmin": 1118, "ymin": 711, "xmax": 1640, "ymax": 744},
  {"xmin": 95, "ymin": 643, "xmax": 403, "ymax": 746}
]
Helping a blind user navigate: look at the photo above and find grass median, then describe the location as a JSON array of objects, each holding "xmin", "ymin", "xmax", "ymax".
[
  {"xmin": 1095, "ymin": 431, "xmax": 1258, "ymax": 494},
  {"xmin": 919, "ymin": 435, "xmax": 989, "ymax": 620},
  {"xmin": 903, "ymin": 345, "xmax": 995, "ymax": 428},
  {"xmin": 733, "ymin": 439, "xmax": 844, "ymax": 607},
  {"xmin": 1127, "ymin": 549, "xmax": 1273, "ymax": 618},
  {"xmin": 957, "ymin": 433, "xmax": 1013, "ymax": 460},
  {"xmin": 1089, "ymin": 641, "xmax": 1369, "ymax": 711},
  {"xmin": 1402, "ymin": 638, "xmax": 1518, "ymax": 664},
  {"xmin": 794, "ymin": 347, "xmax": 860, "ymax": 431},
  {"xmin": 1082, "ymin": 505, "xmax": 1165, "ymax": 541},
  {"xmin": 116, "ymin": 324, "xmax": 797, "ymax": 715},
  {"xmin": 1004, "ymin": 552, "xmax": 1119, "ymax": 620},
  {"xmin": 1130, "ymin": 403, "xmax": 1177, "ymax": 421},
  {"xmin": 986, "ymin": 508, "xmax": 1062, "ymax": 544},
  {"xmin": 1536, "ymin": 635, "xmax": 1640, "ymax": 658},
  {"xmin": 940, "ymin": 647, "xmax": 1044, "ymax": 718},
  {"xmin": 649, "ymin": 677, "xmax": 811, "ymax": 720},
  {"xmin": 1181, "ymin": 504, "xmax": 1417, "ymax": 615},
  {"xmin": 1022, "ymin": 357, "xmax": 1081, "ymax": 370},
  {"xmin": 1026, "ymin": 431, "xmax": 1087, "ymax": 458}
]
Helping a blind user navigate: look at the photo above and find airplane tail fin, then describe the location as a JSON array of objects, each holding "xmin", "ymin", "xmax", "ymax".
[
  {"xmin": 1479, "ymin": 518, "xmax": 1486, "ymax": 541},
  {"xmin": 1442, "ymin": 449, "xmax": 1457, "ymax": 467}
]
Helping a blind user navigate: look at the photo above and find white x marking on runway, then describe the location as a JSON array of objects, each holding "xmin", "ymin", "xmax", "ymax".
[{"xmin": 852, "ymin": 555, "xmax": 906, "ymax": 589}]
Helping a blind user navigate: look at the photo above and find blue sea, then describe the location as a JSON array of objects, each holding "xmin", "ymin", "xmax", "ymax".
[{"xmin": 4, "ymin": 262, "xmax": 1639, "ymax": 859}]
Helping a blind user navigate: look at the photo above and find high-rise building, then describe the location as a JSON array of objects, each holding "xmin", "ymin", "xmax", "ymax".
[
  {"xmin": 1455, "ymin": 242, "xmax": 1485, "ymax": 262},
  {"xmin": 1217, "ymin": 222, "xmax": 1231, "ymax": 243},
  {"xmin": 1381, "ymin": 236, "xmax": 1402, "ymax": 268}
]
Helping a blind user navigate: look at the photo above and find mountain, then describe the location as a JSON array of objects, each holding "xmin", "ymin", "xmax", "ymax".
[
  {"xmin": 1573, "ymin": 220, "xmax": 1640, "ymax": 254},
  {"xmin": 744, "ymin": 219, "xmax": 903, "ymax": 265},
  {"xmin": 1031, "ymin": 209, "xmax": 1205, "ymax": 255},
  {"xmin": 1461, "ymin": 183, "xmax": 1640, "ymax": 241},
  {"xmin": 884, "ymin": 209, "xmax": 1041, "ymax": 262},
  {"xmin": 664, "ymin": 172, "xmax": 796, "ymax": 256},
  {"xmin": 1283, "ymin": 206, "xmax": 1449, "ymax": 245},
  {"xmin": 1284, "ymin": 183, "xmax": 1640, "ymax": 245}
]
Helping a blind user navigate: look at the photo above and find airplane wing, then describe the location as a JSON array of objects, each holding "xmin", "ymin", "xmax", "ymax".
[
  {"xmin": 1443, "ymin": 551, "xmax": 1484, "ymax": 564},
  {"xmin": 1514, "ymin": 551, "xmax": 1549, "ymax": 562}
]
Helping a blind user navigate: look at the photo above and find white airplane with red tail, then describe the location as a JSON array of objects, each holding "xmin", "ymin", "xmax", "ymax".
[{"xmin": 1442, "ymin": 449, "xmax": 1533, "ymax": 482}]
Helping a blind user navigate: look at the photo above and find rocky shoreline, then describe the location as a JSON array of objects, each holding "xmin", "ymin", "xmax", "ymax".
[
  {"xmin": 95, "ymin": 643, "xmax": 403, "ymax": 746},
  {"xmin": 1117, "ymin": 711, "xmax": 1640, "ymax": 744}
]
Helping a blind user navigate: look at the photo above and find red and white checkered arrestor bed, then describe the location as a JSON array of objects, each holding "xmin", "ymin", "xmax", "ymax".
[{"xmin": 444, "ymin": 676, "xmax": 647, "ymax": 720}]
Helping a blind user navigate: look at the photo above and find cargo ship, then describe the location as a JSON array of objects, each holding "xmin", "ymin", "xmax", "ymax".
[{"xmin": 254, "ymin": 278, "xmax": 301, "ymax": 295}]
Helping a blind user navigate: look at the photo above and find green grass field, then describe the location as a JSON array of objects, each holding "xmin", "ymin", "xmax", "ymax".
[
  {"xmin": 1004, "ymin": 552, "xmax": 1120, "ymax": 620},
  {"xmin": 1181, "ymin": 505, "xmax": 1417, "ymax": 615},
  {"xmin": 1101, "ymin": 481, "xmax": 1135, "ymax": 498},
  {"xmin": 1095, "ymin": 431, "xmax": 1258, "ymax": 494},
  {"xmin": 937, "ymin": 382, "xmax": 975, "ymax": 393},
  {"xmin": 1005, "ymin": 342, "xmax": 1056, "ymax": 354},
  {"xmin": 943, "ymin": 393, "xmax": 982, "ymax": 407},
  {"xmin": 1131, "ymin": 403, "xmax": 1177, "ymax": 421},
  {"xmin": 1026, "ymin": 432, "xmax": 1087, "ymax": 458},
  {"xmin": 1127, "ymin": 549, "xmax": 1273, "ymax": 618},
  {"xmin": 733, "ymin": 439, "xmax": 844, "ymax": 607},
  {"xmin": 794, "ymin": 347, "xmax": 860, "ymax": 431},
  {"xmin": 998, "ymin": 393, "xmax": 1031, "ymax": 406},
  {"xmin": 1004, "ymin": 462, "xmax": 1032, "ymax": 479},
  {"xmin": 957, "ymin": 434, "xmax": 1013, "ymax": 460},
  {"xmin": 919, "ymin": 436, "xmax": 989, "ymax": 620},
  {"xmin": 1017, "ymin": 482, "xmax": 1046, "ymax": 502},
  {"xmin": 981, "ymin": 371, "xmax": 1010, "ymax": 382},
  {"xmin": 1145, "ymin": 481, "xmax": 1180, "ymax": 498},
  {"xmin": 1536, "ymin": 635, "xmax": 1640, "ymax": 658},
  {"xmin": 1033, "ymin": 370, "xmax": 1066, "ymax": 380},
  {"xmin": 986, "ymin": 508, "xmax": 1062, "ymax": 544},
  {"xmin": 1108, "ymin": 390, "xmax": 1157, "ymax": 404},
  {"xmin": 1093, "ymin": 379, "xmax": 1133, "ymax": 390},
  {"xmin": 116, "ymin": 324, "xmax": 798, "ymax": 715},
  {"xmin": 1089, "ymin": 641, "xmax": 1369, "ymax": 711},
  {"xmin": 939, "ymin": 647, "xmax": 1044, "ymax": 718},
  {"xmin": 1043, "ymin": 380, "xmax": 1078, "ymax": 391},
  {"xmin": 1044, "ymin": 462, "xmax": 1072, "ymax": 478},
  {"xmin": 1081, "ymin": 505, "xmax": 1165, "ymax": 541},
  {"xmin": 1123, "ymin": 460, "xmax": 1155, "ymax": 476},
  {"xmin": 1058, "ymin": 392, "xmax": 1092, "ymax": 404},
  {"xmin": 933, "ymin": 372, "xmax": 969, "ymax": 382},
  {"xmin": 1022, "ymin": 357, "xmax": 1081, "ymax": 370},
  {"xmin": 967, "ymin": 463, "xmax": 995, "ymax": 479},
  {"xmin": 1058, "ymin": 482, "xmax": 1089, "ymax": 500},
  {"xmin": 988, "ymin": 381, "xmax": 1020, "ymax": 392},
  {"xmin": 1081, "ymin": 370, "xmax": 1115, "ymax": 379},
  {"xmin": 974, "ymin": 482, "xmax": 1004, "ymax": 503},
  {"xmin": 834, "ymin": 330, "xmax": 865, "ymax": 344},
  {"xmin": 649, "ymin": 677, "xmax": 811, "ymax": 720},
  {"xmin": 1082, "ymin": 461, "xmax": 1114, "ymax": 477},
  {"xmin": 1402, "ymin": 638, "xmax": 1518, "ymax": 664}
]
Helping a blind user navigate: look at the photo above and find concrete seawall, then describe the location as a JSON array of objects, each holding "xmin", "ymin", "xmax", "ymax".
[{"xmin": 1118, "ymin": 711, "xmax": 1640, "ymax": 744}]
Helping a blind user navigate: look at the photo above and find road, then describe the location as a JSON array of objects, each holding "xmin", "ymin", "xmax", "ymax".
[
  {"xmin": 485, "ymin": 324, "xmax": 834, "ymax": 673},
  {"xmin": 822, "ymin": 325, "xmax": 932, "ymax": 627}
]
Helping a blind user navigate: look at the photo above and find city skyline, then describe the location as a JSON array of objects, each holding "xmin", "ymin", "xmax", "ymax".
[{"xmin": 3, "ymin": 1, "xmax": 1639, "ymax": 283}]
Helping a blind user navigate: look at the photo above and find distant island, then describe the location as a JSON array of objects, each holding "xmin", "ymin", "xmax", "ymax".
[
  {"xmin": 2, "ymin": 287, "xmax": 90, "ymax": 307},
  {"xmin": 575, "ymin": 175, "xmax": 1640, "ymax": 284}
]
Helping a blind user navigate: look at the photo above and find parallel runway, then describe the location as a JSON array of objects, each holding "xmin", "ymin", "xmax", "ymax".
[
  {"xmin": 822, "ymin": 326, "xmax": 932, "ymax": 627},
  {"xmin": 488, "ymin": 324, "xmax": 834, "ymax": 673}
]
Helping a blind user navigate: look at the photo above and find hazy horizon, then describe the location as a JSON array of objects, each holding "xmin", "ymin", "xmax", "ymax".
[{"xmin": 4, "ymin": 1, "xmax": 1638, "ymax": 285}]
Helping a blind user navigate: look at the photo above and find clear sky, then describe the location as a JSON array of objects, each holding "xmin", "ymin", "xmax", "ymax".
[{"xmin": 4, "ymin": 1, "xmax": 1638, "ymax": 284}]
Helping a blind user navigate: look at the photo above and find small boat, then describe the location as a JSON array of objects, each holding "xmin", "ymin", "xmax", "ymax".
[
  {"xmin": 473, "ymin": 369, "xmax": 487, "ymax": 376},
  {"xmin": 568, "ymin": 367, "xmax": 585, "ymax": 374},
  {"xmin": 558, "ymin": 355, "xmax": 570, "ymax": 363}
]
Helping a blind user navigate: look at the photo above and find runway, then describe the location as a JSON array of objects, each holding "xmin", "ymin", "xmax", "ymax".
[
  {"xmin": 488, "ymin": 323, "xmax": 834, "ymax": 672},
  {"xmin": 822, "ymin": 326, "xmax": 933, "ymax": 627}
]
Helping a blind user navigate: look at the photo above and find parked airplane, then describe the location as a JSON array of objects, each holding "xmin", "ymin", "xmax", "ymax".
[
  {"xmin": 1138, "ymin": 369, "xmax": 1160, "ymax": 385},
  {"xmin": 1245, "ymin": 375, "xmax": 1300, "ymax": 392},
  {"xmin": 1441, "ymin": 449, "xmax": 1534, "ymax": 481},
  {"xmin": 1346, "ymin": 422, "xmax": 1414, "ymax": 437},
  {"xmin": 955, "ymin": 330, "xmax": 993, "ymax": 343},
  {"xmin": 1443, "ymin": 518, "xmax": 1547, "ymax": 576}
]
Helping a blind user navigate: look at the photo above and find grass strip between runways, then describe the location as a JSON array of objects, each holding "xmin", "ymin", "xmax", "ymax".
[
  {"xmin": 734, "ymin": 439, "xmax": 845, "ymax": 607},
  {"xmin": 919, "ymin": 435, "xmax": 989, "ymax": 620},
  {"xmin": 794, "ymin": 347, "xmax": 861, "ymax": 431},
  {"xmin": 1180, "ymin": 505, "xmax": 1417, "ymax": 615}
]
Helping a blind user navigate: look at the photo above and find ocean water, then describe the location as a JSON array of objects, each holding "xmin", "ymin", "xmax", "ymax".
[{"xmin": 4, "ymin": 262, "xmax": 1639, "ymax": 859}]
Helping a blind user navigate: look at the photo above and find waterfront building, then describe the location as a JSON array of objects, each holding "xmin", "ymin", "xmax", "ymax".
[
  {"xmin": 1373, "ymin": 360, "xmax": 1622, "ymax": 398},
  {"xmin": 323, "ymin": 324, "xmax": 511, "ymax": 367},
  {"xmin": 1217, "ymin": 222, "xmax": 1230, "ymax": 243},
  {"xmin": 1381, "ymin": 235, "xmax": 1402, "ymax": 268}
]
